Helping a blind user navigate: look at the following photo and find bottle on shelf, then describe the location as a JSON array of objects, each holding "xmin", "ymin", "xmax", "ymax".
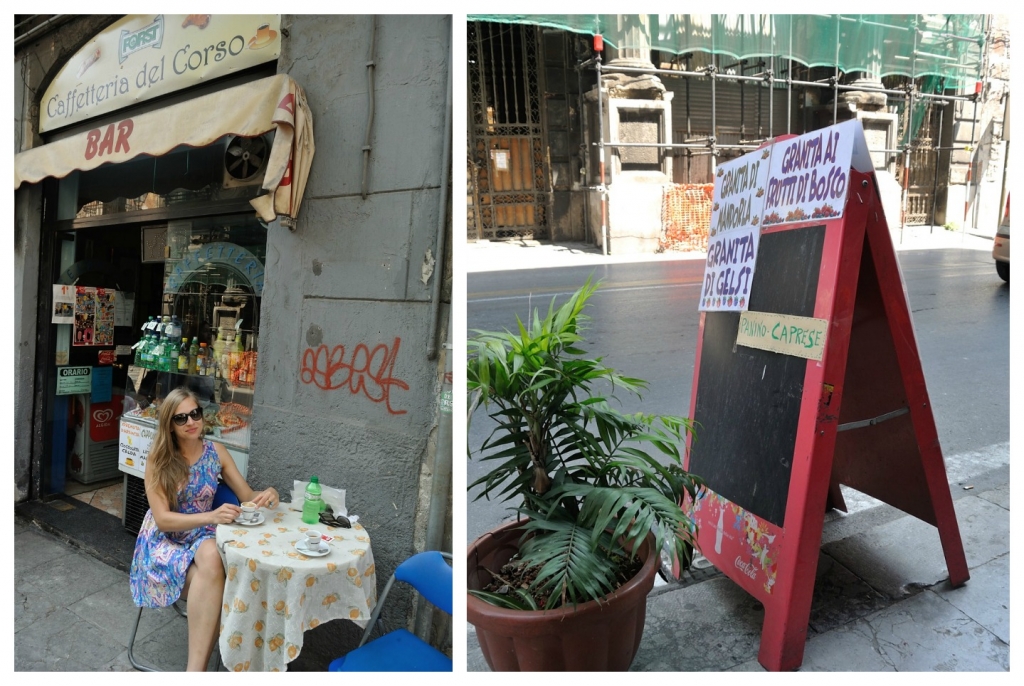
[
  {"xmin": 134, "ymin": 316, "xmax": 154, "ymax": 366},
  {"xmin": 198, "ymin": 342, "xmax": 209, "ymax": 376},
  {"xmin": 160, "ymin": 332, "xmax": 176, "ymax": 372},
  {"xmin": 189, "ymin": 337, "xmax": 200, "ymax": 375},
  {"xmin": 169, "ymin": 316, "xmax": 182, "ymax": 346},
  {"xmin": 301, "ymin": 476, "xmax": 324, "ymax": 524},
  {"xmin": 150, "ymin": 330, "xmax": 165, "ymax": 372},
  {"xmin": 178, "ymin": 337, "xmax": 191, "ymax": 373},
  {"xmin": 212, "ymin": 328, "xmax": 225, "ymax": 379},
  {"xmin": 140, "ymin": 323, "xmax": 157, "ymax": 369},
  {"xmin": 219, "ymin": 342, "xmax": 231, "ymax": 385},
  {"xmin": 231, "ymin": 330, "xmax": 245, "ymax": 385}
]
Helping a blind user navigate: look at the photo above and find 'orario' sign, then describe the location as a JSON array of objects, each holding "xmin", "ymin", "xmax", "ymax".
[{"xmin": 40, "ymin": 14, "xmax": 280, "ymax": 133}]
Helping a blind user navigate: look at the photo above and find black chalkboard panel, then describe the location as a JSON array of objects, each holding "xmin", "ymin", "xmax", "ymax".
[{"xmin": 689, "ymin": 225, "xmax": 826, "ymax": 527}]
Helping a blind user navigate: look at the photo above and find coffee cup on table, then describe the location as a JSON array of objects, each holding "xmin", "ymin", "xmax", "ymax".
[
  {"xmin": 240, "ymin": 501, "xmax": 257, "ymax": 522},
  {"xmin": 305, "ymin": 530, "xmax": 323, "ymax": 552}
]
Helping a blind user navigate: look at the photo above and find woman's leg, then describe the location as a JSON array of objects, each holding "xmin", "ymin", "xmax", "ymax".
[{"xmin": 181, "ymin": 539, "xmax": 225, "ymax": 671}]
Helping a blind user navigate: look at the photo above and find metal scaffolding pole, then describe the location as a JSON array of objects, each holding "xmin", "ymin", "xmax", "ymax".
[
  {"xmin": 965, "ymin": 14, "xmax": 989, "ymax": 230},
  {"xmin": 598, "ymin": 63, "xmax": 975, "ymax": 105},
  {"xmin": 833, "ymin": 16, "xmax": 841, "ymax": 126},
  {"xmin": 596, "ymin": 53, "xmax": 607, "ymax": 256},
  {"xmin": 930, "ymin": 101, "xmax": 948, "ymax": 234},
  {"xmin": 577, "ymin": 56, "xmax": 591, "ymax": 245}
]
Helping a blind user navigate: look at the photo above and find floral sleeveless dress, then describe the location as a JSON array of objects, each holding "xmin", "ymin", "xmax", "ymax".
[{"xmin": 130, "ymin": 440, "xmax": 221, "ymax": 608}]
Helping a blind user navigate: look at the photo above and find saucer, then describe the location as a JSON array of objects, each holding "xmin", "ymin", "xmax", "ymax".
[
  {"xmin": 233, "ymin": 512, "xmax": 265, "ymax": 526},
  {"xmin": 296, "ymin": 539, "xmax": 330, "ymax": 557}
]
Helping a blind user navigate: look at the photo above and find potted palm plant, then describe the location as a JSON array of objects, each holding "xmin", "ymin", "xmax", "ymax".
[{"xmin": 467, "ymin": 277, "xmax": 704, "ymax": 671}]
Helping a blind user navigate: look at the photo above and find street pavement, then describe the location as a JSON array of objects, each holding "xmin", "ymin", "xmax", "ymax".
[{"xmin": 465, "ymin": 224, "xmax": 1011, "ymax": 672}]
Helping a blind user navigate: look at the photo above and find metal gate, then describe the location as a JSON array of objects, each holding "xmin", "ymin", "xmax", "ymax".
[
  {"xmin": 904, "ymin": 101, "xmax": 942, "ymax": 225},
  {"xmin": 468, "ymin": 21, "xmax": 549, "ymax": 240}
]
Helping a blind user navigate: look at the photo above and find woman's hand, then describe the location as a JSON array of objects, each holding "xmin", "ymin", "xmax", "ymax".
[
  {"xmin": 251, "ymin": 487, "xmax": 279, "ymax": 510},
  {"xmin": 209, "ymin": 503, "xmax": 242, "ymax": 525}
]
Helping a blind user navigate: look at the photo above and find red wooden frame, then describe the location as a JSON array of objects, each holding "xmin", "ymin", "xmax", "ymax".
[{"xmin": 683, "ymin": 169, "xmax": 968, "ymax": 671}]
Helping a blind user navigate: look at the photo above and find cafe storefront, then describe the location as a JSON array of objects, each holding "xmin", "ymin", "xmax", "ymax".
[
  {"xmin": 16, "ymin": 14, "xmax": 453, "ymax": 666},
  {"xmin": 14, "ymin": 14, "xmax": 312, "ymax": 531}
]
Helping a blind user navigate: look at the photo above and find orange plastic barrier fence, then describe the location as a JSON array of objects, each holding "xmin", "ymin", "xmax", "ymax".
[{"xmin": 661, "ymin": 184, "xmax": 714, "ymax": 253}]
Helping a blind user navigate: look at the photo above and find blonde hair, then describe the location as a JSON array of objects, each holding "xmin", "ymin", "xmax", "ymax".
[{"xmin": 147, "ymin": 387, "xmax": 203, "ymax": 511}]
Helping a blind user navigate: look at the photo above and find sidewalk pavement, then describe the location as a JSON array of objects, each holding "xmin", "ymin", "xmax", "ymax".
[
  {"xmin": 466, "ymin": 225, "xmax": 995, "ymax": 274},
  {"xmin": 467, "ymin": 456, "xmax": 1010, "ymax": 671},
  {"xmin": 14, "ymin": 513, "xmax": 221, "ymax": 671},
  {"xmin": 465, "ymin": 224, "xmax": 1007, "ymax": 671},
  {"xmin": 13, "ymin": 496, "xmax": 341, "ymax": 672}
]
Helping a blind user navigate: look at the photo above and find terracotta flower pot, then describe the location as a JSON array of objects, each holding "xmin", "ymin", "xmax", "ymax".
[{"xmin": 467, "ymin": 519, "xmax": 659, "ymax": 671}]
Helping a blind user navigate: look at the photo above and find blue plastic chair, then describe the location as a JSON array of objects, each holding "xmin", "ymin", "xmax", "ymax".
[
  {"xmin": 128, "ymin": 480, "xmax": 237, "ymax": 671},
  {"xmin": 328, "ymin": 551, "xmax": 453, "ymax": 672}
]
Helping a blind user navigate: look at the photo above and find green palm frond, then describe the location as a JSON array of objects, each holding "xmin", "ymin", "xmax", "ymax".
[
  {"xmin": 467, "ymin": 276, "xmax": 705, "ymax": 610},
  {"xmin": 516, "ymin": 515, "xmax": 619, "ymax": 610}
]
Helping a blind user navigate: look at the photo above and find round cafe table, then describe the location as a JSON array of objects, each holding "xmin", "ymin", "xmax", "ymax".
[{"xmin": 215, "ymin": 505, "xmax": 377, "ymax": 672}]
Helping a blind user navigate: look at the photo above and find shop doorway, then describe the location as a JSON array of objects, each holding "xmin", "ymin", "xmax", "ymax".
[{"xmin": 38, "ymin": 136, "xmax": 268, "ymax": 529}]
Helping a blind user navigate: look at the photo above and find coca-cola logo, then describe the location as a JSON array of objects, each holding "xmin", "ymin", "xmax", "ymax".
[
  {"xmin": 93, "ymin": 408, "xmax": 115, "ymax": 424},
  {"xmin": 734, "ymin": 556, "xmax": 758, "ymax": 580}
]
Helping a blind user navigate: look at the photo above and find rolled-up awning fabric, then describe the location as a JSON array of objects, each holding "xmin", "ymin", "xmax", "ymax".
[{"xmin": 14, "ymin": 73, "xmax": 314, "ymax": 223}]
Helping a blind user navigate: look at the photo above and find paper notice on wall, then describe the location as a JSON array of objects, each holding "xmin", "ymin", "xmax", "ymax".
[
  {"xmin": 115, "ymin": 292, "xmax": 134, "ymax": 327},
  {"xmin": 73, "ymin": 287, "xmax": 116, "ymax": 346},
  {"xmin": 52, "ymin": 285, "xmax": 75, "ymax": 324},
  {"xmin": 491, "ymin": 149, "xmax": 509, "ymax": 171},
  {"xmin": 700, "ymin": 148, "xmax": 771, "ymax": 311}
]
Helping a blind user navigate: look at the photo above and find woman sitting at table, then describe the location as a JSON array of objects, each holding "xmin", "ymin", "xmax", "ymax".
[{"xmin": 129, "ymin": 387, "xmax": 279, "ymax": 671}]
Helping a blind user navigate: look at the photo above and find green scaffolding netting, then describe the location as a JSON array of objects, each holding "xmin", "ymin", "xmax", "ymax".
[{"xmin": 469, "ymin": 14, "xmax": 985, "ymax": 85}]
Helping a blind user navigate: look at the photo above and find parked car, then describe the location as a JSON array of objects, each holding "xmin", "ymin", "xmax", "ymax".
[{"xmin": 994, "ymin": 194, "xmax": 1010, "ymax": 282}]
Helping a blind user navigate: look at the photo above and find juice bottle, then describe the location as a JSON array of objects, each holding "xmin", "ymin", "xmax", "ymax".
[
  {"xmin": 198, "ymin": 342, "xmax": 209, "ymax": 376},
  {"xmin": 178, "ymin": 337, "xmax": 190, "ymax": 373},
  {"xmin": 189, "ymin": 337, "xmax": 200, "ymax": 375}
]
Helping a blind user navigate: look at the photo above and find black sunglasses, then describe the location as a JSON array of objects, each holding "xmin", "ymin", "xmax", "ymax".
[
  {"xmin": 171, "ymin": 407, "xmax": 204, "ymax": 426},
  {"xmin": 319, "ymin": 509, "xmax": 352, "ymax": 528}
]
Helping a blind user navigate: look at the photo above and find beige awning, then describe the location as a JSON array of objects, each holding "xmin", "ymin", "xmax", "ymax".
[{"xmin": 14, "ymin": 74, "xmax": 314, "ymax": 223}]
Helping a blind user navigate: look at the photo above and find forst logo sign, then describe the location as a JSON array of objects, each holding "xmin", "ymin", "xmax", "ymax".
[{"xmin": 119, "ymin": 15, "xmax": 165, "ymax": 63}]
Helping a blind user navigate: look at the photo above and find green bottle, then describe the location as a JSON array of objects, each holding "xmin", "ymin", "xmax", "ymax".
[
  {"xmin": 189, "ymin": 337, "xmax": 200, "ymax": 375},
  {"xmin": 302, "ymin": 476, "xmax": 323, "ymax": 524}
]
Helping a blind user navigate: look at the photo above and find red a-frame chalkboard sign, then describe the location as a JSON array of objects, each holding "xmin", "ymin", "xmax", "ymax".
[{"xmin": 683, "ymin": 123, "xmax": 969, "ymax": 671}]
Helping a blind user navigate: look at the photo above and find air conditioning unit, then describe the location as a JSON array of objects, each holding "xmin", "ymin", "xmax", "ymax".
[{"xmin": 222, "ymin": 134, "xmax": 270, "ymax": 189}]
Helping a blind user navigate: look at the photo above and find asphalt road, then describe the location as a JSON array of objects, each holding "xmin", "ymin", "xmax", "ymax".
[{"xmin": 466, "ymin": 247, "xmax": 1009, "ymax": 543}]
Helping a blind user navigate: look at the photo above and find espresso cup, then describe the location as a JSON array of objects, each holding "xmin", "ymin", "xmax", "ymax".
[
  {"xmin": 240, "ymin": 501, "xmax": 257, "ymax": 522},
  {"xmin": 305, "ymin": 530, "xmax": 323, "ymax": 551}
]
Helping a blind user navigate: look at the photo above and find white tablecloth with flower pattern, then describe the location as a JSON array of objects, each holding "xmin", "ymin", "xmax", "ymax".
[{"xmin": 215, "ymin": 505, "xmax": 376, "ymax": 671}]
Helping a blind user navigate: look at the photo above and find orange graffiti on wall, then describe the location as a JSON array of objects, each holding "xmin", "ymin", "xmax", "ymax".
[{"xmin": 300, "ymin": 338, "xmax": 409, "ymax": 415}]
